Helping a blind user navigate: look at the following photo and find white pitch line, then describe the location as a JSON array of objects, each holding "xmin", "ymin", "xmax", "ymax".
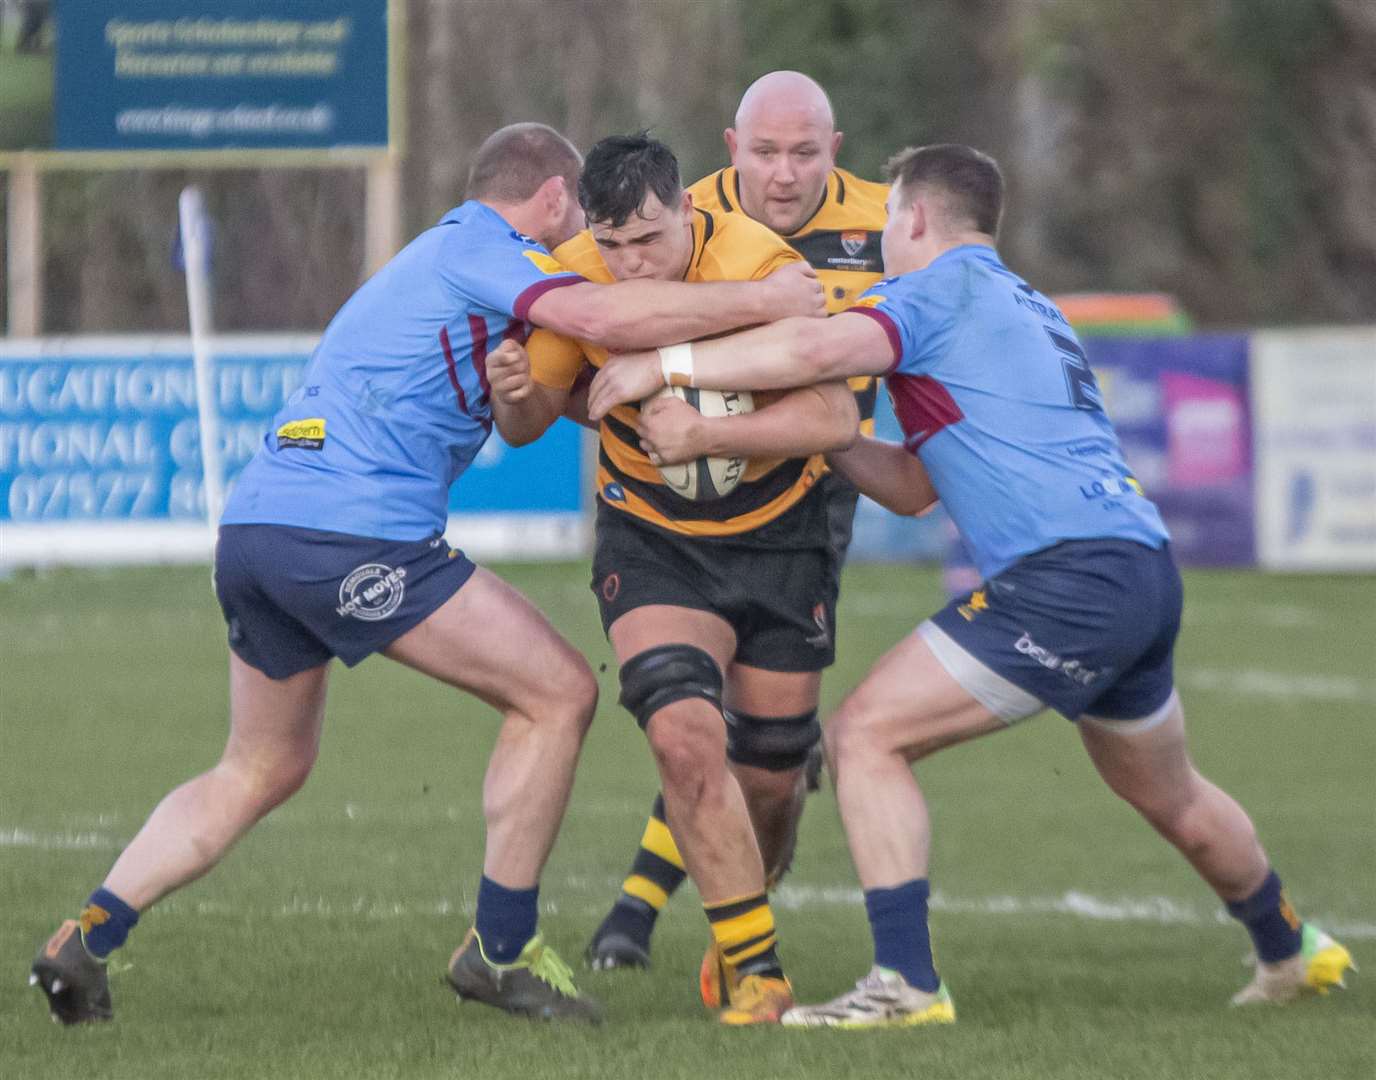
[
  {"xmin": 1181, "ymin": 668, "xmax": 1373, "ymax": 704},
  {"xmin": 0, "ymin": 828, "xmax": 120, "ymax": 850},
  {"xmin": 147, "ymin": 886, "xmax": 1376, "ymax": 941}
]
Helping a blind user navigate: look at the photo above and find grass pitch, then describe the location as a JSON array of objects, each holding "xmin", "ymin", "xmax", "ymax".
[{"xmin": 1, "ymin": 561, "xmax": 1372, "ymax": 1079}]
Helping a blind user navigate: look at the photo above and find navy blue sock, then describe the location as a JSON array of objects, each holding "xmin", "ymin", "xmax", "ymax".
[
  {"xmin": 474, "ymin": 876, "xmax": 539, "ymax": 964},
  {"xmin": 865, "ymin": 879, "xmax": 939, "ymax": 992},
  {"xmin": 80, "ymin": 887, "xmax": 140, "ymax": 960},
  {"xmin": 1226, "ymin": 869, "xmax": 1303, "ymax": 963}
]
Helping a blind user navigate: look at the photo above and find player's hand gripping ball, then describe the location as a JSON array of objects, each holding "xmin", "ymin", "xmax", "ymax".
[{"xmin": 641, "ymin": 386, "xmax": 754, "ymax": 500}]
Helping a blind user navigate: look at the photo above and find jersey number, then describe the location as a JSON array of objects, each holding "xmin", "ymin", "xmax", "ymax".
[{"xmin": 1046, "ymin": 327, "xmax": 1103, "ymax": 412}]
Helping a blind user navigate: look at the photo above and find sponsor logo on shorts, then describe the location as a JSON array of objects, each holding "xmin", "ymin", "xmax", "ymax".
[
  {"xmin": 805, "ymin": 602, "xmax": 831, "ymax": 649},
  {"xmin": 277, "ymin": 418, "xmax": 326, "ymax": 450},
  {"xmin": 601, "ymin": 572, "xmax": 620, "ymax": 602},
  {"xmin": 1014, "ymin": 631, "xmax": 1102, "ymax": 687},
  {"xmin": 337, "ymin": 563, "xmax": 407, "ymax": 621},
  {"xmin": 958, "ymin": 588, "xmax": 989, "ymax": 621}
]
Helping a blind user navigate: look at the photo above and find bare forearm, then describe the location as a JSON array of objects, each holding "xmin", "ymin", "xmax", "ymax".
[
  {"xmin": 826, "ymin": 436, "xmax": 938, "ymax": 516},
  {"xmin": 698, "ymin": 385, "xmax": 857, "ymax": 459},
  {"xmin": 491, "ymin": 391, "xmax": 561, "ymax": 447},
  {"xmin": 583, "ymin": 279, "xmax": 782, "ymax": 350}
]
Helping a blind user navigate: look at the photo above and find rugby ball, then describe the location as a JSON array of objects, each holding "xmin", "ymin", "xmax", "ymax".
[{"xmin": 650, "ymin": 386, "xmax": 754, "ymax": 501}]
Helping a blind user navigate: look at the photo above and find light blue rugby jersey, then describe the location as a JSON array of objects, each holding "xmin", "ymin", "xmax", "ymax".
[
  {"xmin": 222, "ymin": 201, "xmax": 583, "ymax": 539},
  {"xmin": 850, "ymin": 244, "xmax": 1168, "ymax": 581}
]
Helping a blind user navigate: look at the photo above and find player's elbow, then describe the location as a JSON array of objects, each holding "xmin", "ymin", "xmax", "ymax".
[
  {"xmin": 497, "ymin": 426, "xmax": 538, "ymax": 448},
  {"xmin": 493, "ymin": 413, "xmax": 542, "ymax": 448}
]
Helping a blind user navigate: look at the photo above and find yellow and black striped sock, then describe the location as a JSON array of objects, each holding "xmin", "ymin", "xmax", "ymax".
[
  {"xmin": 705, "ymin": 891, "xmax": 784, "ymax": 980},
  {"xmin": 618, "ymin": 794, "xmax": 687, "ymax": 915},
  {"xmin": 607, "ymin": 795, "xmax": 686, "ymax": 937}
]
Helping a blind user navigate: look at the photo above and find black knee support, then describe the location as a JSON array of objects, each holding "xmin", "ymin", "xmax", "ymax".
[
  {"xmin": 725, "ymin": 709, "xmax": 821, "ymax": 772},
  {"xmin": 618, "ymin": 644, "xmax": 723, "ymax": 731}
]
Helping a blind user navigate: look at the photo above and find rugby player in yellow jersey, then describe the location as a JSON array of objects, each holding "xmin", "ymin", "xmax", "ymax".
[
  {"xmin": 582, "ymin": 72, "xmax": 891, "ymax": 976},
  {"xmin": 488, "ymin": 132, "xmax": 857, "ymax": 1024}
]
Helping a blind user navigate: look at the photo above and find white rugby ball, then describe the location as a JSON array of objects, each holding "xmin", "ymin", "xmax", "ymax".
[{"xmin": 650, "ymin": 385, "xmax": 754, "ymax": 501}]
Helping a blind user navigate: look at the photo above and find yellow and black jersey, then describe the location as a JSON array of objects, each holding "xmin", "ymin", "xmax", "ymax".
[
  {"xmin": 688, "ymin": 166, "xmax": 889, "ymax": 430},
  {"xmin": 526, "ymin": 209, "xmax": 828, "ymax": 543}
]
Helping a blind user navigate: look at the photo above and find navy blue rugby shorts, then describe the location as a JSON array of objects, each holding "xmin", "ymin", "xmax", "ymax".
[
  {"xmin": 921, "ymin": 539, "xmax": 1182, "ymax": 726},
  {"xmin": 214, "ymin": 524, "xmax": 477, "ymax": 680}
]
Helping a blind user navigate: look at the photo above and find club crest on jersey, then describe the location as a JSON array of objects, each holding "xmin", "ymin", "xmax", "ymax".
[
  {"xmin": 841, "ymin": 231, "xmax": 868, "ymax": 257},
  {"xmin": 337, "ymin": 563, "xmax": 407, "ymax": 621},
  {"xmin": 602, "ymin": 482, "xmax": 627, "ymax": 503}
]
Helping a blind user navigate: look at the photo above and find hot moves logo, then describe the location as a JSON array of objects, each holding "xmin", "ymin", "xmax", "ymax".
[{"xmin": 337, "ymin": 563, "xmax": 407, "ymax": 621}]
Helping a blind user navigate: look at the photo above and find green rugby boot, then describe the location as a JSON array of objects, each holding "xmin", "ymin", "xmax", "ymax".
[{"xmin": 447, "ymin": 929, "xmax": 602, "ymax": 1023}]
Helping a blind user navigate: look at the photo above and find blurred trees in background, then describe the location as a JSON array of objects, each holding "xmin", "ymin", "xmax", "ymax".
[{"xmin": 8, "ymin": 0, "xmax": 1374, "ymax": 333}]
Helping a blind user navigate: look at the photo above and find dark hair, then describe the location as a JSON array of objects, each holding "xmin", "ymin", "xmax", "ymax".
[
  {"xmin": 577, "ymin": 132, "xmax": 682, "ymax": 227},
  {"xmin": 467, "ymin": 123, "xmax": 582, "ymax": 203},
  {"xmin": 885, "ymin": 144, "xmax": 1004, "ymax": 238}
]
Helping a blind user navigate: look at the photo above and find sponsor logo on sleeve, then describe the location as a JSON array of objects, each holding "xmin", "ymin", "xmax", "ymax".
[
  {"xmin": 851, "ymin": 293, "xmax": 887, "ymax": 309},
  {"xmin": 276, "ymin": 418, "xmax": 326, "ymax": 450},
  {"xmin": 522, "ymin": 250, "xmax": 568, "ymax": 276}
]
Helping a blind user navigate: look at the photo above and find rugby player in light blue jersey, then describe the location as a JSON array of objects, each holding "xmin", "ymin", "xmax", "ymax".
[
  {"xmin": 29, "ymin": 123, "xmax": 826, "ymax": 1029},
  {"xmin": 588, "ymin": 143, "xmax": 1354, "ymax": 1026}
]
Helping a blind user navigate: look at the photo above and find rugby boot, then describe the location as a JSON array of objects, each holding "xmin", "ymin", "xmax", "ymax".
[
  {"xmin": 781, "ymin": 967, "xmax": 955, "ymax": 1029},
  {"xmin": 30, "ymin": 920, "xmax": 112, "ymax": 1025},
  {"xmin": 447, "ymin": 928, "xmax": 602, "ymax": 1023},
  {"xmin": 1231, "ymin": 924, "xmax": 1355, "ymax": 1005},
  {"xmin": 584, "ymin": 902, "xmax": 652, "ymax": 971},
  {"xmin": 699, "ymin": 941, "xmax": 735, "ymax": 1010},
  {"xmin": 718, "ymin": 972, "xmax": 794, "ymax": 1025}
]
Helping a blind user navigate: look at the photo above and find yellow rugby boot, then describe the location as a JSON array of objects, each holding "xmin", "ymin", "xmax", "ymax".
[
  {"xmin": 718, "ymin": 972, "xmax": 794, "ymax": 1026},
  {"xmin": 1232, "ymin": 924, "xmax": 1356, "ymax": 1006}
]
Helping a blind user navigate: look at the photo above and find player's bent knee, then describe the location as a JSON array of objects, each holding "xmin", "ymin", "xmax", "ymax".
[
  {"xmin": 618, "ymin": 643, "xmax": 723, "ymax": 731},
  {"xmin": 651, "ymin": 725, "xmax": 729, "ymax": 801},
  {"xmin": 726, "ymin": 709, "xmax": 820, "ymax": 772}
]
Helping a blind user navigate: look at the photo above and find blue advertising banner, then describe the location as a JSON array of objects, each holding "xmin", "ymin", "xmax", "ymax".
[
  {"xmin": 0, "ymin": 339, "xmax": 585, "ymax": 564},
  {"xmin": 1086, "ymin": 335, "xmax": 1254, "ymax": 565},
  {"xmin": 52, "ymin": 0, "xmax": 390, "ymax": 153}
]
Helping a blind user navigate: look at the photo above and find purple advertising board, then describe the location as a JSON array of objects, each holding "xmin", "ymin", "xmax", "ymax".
[{"xmin": 1085, "ymin": 335, "xmax": 1254, "ymax": 565}]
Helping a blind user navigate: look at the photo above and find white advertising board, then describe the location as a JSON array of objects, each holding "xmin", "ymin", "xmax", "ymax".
[{"xmin": 1251, "ymin": 327, "xmax": 1376, "ymax": 570}]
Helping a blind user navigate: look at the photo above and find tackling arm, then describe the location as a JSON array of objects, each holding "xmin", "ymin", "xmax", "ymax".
[
  {"xmin": 487, "ymin": 335, "xmax": 572, "ymax": 447},
  {"xmin": 525, "ymin": 261, "xmax": 826, "ymax": 351},
  {"xmin": 637, "ymin": 382, "xmax": 858, "ymax": 466},
  {"xmin": 587, "ymin": 312, "xmax": 896, "ymax": 421},
  {"xmin": 825, "ymin": 435, "xmax": 939, "ymax": 517}
]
